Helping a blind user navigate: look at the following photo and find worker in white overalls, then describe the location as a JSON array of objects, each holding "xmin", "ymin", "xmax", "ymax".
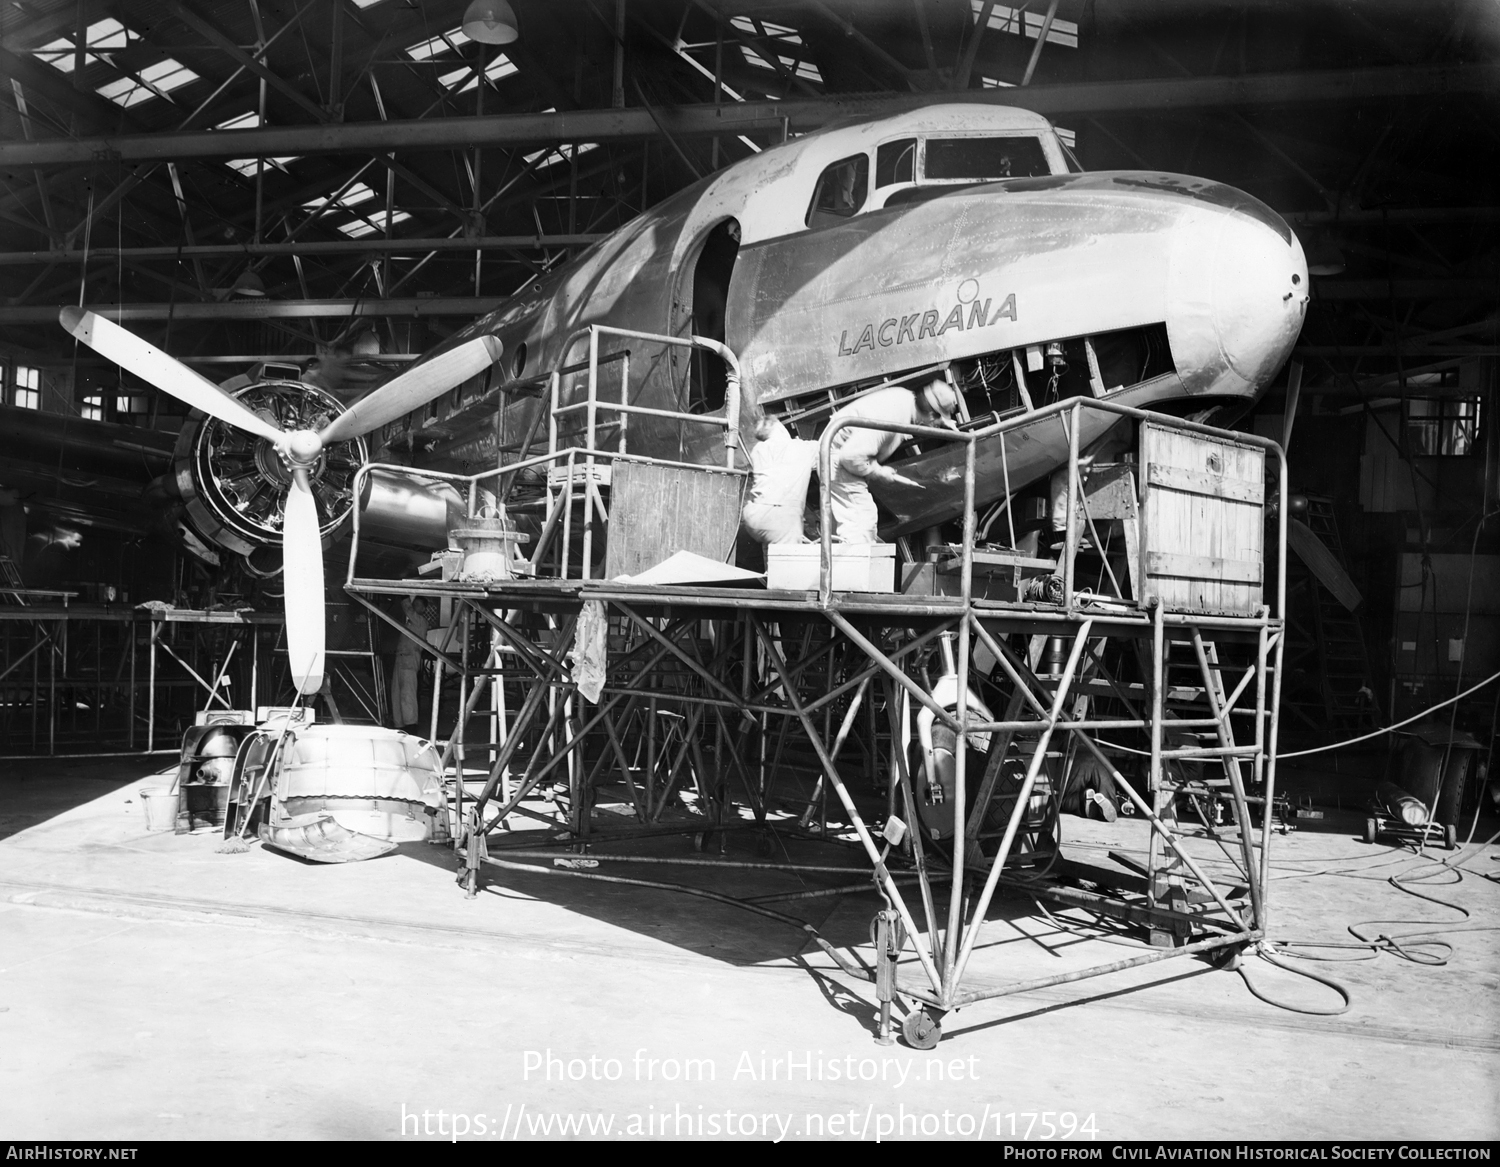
[
  {"xmin": 390, "ymin": 595, "xmax": 431, "ymax": 728},
  {"xmin": 828, "ymin": 378, "xmax": 960, "ymax": 543},
  {"xmin": 741, "ymin": 414, "xmax": 819, "ymax": 545}
]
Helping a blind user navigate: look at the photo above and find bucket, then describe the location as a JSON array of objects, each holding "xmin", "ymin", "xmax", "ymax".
[
  {"xmin": 453, "ymin": 507, "xmax": 529, "ymax": 583},
  {"xmin": 140, "ymin": 787, "xmax": 179, "ymax": 832}
]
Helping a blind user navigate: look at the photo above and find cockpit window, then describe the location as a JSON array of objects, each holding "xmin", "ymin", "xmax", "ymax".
[
  {"xmin": 806, "ymin": 153, "xmax": 870, "ymax": 228},
  {"xmin": 876, "ymin": 139, "xmax": 916, "ymax": 188},
  {"xmin": 925, "ymin": 136, "xmax": 1050, "ymax": 180}
]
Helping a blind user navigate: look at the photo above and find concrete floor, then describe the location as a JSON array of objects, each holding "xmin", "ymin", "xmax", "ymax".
[{"xmin": 0, "ymin": 755, "xmax": 1496, "ymax": 1141}]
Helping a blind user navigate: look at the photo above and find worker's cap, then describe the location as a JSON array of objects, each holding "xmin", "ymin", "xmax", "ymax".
[{"xmin": 920, "ymin": 379, "xmax": 961, "ymax": 428}]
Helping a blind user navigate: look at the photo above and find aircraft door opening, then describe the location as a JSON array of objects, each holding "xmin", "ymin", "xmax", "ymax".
[{"xmin": 689, "ymin": 219, "xmax": 740, "ymax": 415}]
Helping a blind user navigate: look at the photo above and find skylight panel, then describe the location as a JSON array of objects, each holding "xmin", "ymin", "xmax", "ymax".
[
  {"xmin": 406, "ymin": 27, "xmax": 470, "ymax": 62},
  {"xmin": 455, "ymin": 55, "xmax": 519, "ymax": 91},
  {"xmin": 97, "ymin": 57, "xmax": 199, "ymax": 106},
  {"xmin": 740, "ymin": 47, "xmax": 820, "ymax": 83},
  {"xmin": 532, "ymin": 142, "xmax": 599, "ymax": 170},
  {"xmin": 730, "ymin": 16, "xmax": 802, "ymax": 43},
  {"xmin": 36, "ymin": 17, "xmax": 128, "ymax": 72},
  {"xmin": 218, "ymin": 113, "xmax": 298, "ymax": 175},
  {"xmin": 1055, "ymin": 126, "xmax": 1076, "ymax": 148},
  {"xmin": 226, "ymin": 156, "xmax": 298, "ymax": 177},
  {"xmin": 340, "ymin": 209, "xmax": 411, "ymax": 237},
  {"xmin": 971, "ymin": 1, "xmax": 1078, "ymax": 48},
  {"xmin": 303, "ymin": 182, "xmax": 377, "ymax": 212}
]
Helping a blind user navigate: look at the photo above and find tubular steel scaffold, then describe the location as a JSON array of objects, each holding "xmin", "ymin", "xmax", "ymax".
[{"xmin": 344, "ymin": 325, "xmax": 1287, "ymax": 1046}]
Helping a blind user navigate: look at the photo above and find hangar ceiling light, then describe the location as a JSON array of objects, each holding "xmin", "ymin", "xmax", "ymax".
[{"xmin": 462, "ymin": 0, "xmax": 520, "ymax": 45}]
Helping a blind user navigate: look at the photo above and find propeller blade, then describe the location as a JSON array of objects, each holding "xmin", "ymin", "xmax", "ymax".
[
  {"xmin": 282, "ymin": 467, "xmax": 326, "ymax": 695},
  {"xmin": 60, "ymin": 308, "xmax": 285, "ymax": 444},
  {"xmin": 318, "ymin": 334, "xmax": 502, "ymax": 445},
  {"xmin": 1288, "ymin": 518, "xmax": 1363, "ymax": 612},
  {"xmin": 1282, "ymin": 360, "xmax": 1304, "ymax": 450}
]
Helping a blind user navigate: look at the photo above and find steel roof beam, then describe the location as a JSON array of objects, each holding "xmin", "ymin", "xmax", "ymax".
[
  {"xmin": 2, "ymin": 62, "xmax": 1493, "ymax": 167},
  {"xmin": 0, "ymin": 235, "xmax": 602, "ymax": 266}
]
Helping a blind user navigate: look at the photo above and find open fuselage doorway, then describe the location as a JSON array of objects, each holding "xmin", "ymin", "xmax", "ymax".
[{"xmin": 688, "ymin": 219, "xmax": 740, "ymax": 414}]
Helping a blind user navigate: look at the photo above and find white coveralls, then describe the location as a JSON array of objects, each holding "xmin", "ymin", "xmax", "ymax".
[
  {"xmin": 827, "ymin": 387, "xmax": 920, "ymax": 544},
  {"xmin": 390, "ymin": 605, "xmax": 431, "ymax": 727},
  {"xmin": 741, "ymin": 420, "xmax": 819, "ymax": 544}
]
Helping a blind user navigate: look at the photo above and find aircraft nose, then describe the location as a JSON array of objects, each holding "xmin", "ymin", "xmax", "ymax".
[{"xmin": 1168, "ymin": 203, "xmax": 1308, "ymax": 396}]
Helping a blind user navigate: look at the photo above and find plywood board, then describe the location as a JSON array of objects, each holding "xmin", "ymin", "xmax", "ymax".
[
  {"xmin": 1139, "ymin": 423, "xmax": 1265, "ymax": 615},
  {"xmin": 603, "ymin": 462, "xmax": 746, "ymax": 581}
]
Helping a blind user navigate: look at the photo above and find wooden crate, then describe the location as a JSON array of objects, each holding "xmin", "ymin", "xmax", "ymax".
[
  {"xmin": 603, "ymin": 462, "xmax": 746, "ymax": 580},
  {"xmin": 1138, "ymin": 422, "xmax": 1265, "ymax": 615}
]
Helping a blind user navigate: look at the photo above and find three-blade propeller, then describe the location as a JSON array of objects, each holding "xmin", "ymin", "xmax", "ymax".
[{"xmin": 61, "ymin": 307, "xmax": 501, "ymax": 694}]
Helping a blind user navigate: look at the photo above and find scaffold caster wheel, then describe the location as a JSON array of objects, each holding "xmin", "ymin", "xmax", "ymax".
[
  {"xmin": 1209, "ymin": 943, "xmax": 1244, "ymax": 971},
  {"xmin": 1444, "ymin": 824, "xmax": 1457, "ymax": 851},
  {"xmin": 902, "ymin": 1009, "xmax": 942, "ymax": 1050},
  {"xmin": 869, "ymin": 913, "xmax": 908, "ymax": 954},
  {"xmin": 1363, "ymin": 818, "xmax": 1377, "ymax": 845}
]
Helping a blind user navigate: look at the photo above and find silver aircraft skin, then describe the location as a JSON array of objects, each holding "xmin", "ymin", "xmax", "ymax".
[
  {"xmin": 141, "ymin": 102, "xmax": 1307, "ymax": 565},
  {"xmin": 60, "ymin": 103, "xmax": 1308, "ymax": 862},
  {"xmin": 384, "ymin": 103, "xmax": 1306, "ymax": 539}
]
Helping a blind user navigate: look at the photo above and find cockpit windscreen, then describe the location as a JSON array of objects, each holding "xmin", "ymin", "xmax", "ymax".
[{"xmin": 925, "ymin": 136, "xmax": 1051, "ymax": 181}]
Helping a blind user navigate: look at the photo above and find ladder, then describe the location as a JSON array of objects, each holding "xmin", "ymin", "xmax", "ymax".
[{"xmin": 1302, "ymin": 495, "xmax": 1378, "ymax": 729}]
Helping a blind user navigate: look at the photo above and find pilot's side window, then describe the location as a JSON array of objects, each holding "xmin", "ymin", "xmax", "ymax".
[
  {"xmin": 876, "ymin": 139, "xmax": 915, "ymax": 187},
  {"xmin": 805, "ymin": 154, "xmax": 870, "ymax": 228}
]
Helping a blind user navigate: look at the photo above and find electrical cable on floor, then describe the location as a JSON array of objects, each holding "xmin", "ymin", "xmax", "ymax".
[
  {"xmin": 1235, "ymin": 944, "xmax": 1353, "ymax": 1015},
  {"xmin": 1087, "ymin": 668, "xmax": 1500, "ymax": 762}
]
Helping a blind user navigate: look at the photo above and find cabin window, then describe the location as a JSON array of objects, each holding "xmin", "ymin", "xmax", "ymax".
[
  {"xmin": 805, "ymin": 154, "xmax": 869, "ymax": 228},
  {"xmin": 925, "ymin": 136, "xmax": 1050, "ymax": 180},
  {"xmin": 876, "ymin": 139, "xmax": 916, "ymax": 187}
]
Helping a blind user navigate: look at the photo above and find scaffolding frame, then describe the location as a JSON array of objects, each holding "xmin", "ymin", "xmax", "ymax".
[
  {"xmin": 0, "ymin": 605, "xmax": 283, "ymax": 757},
  {"xmin": 344, "ymin": 328, "xmax": 1288, "ymax": 1043}
]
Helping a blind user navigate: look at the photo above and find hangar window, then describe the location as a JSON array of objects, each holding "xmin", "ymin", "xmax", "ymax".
[
  {"xmin": 806, "ymin": 154, "xmax": 869, "ymax": 228},
  {"xmin": 1406, "ymin": 396, "xmax": 1483, "ymax": 457},
  {"xmin": 13, "ymin": 366, "xmax": 40, "ymax": 410},
  {"xmin": 81, "ymin": 394, "xmax": 104, "ymax": 422}
]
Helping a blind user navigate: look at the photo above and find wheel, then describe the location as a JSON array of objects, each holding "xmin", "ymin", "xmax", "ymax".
[
  {"xmin": 1363, "ymin": 817, "xmax": 1378, "ymax": 845},
  {"xmin": 901, "ymin": 1008, "xmax": 942, "ymax": 1050},
  {"xmin": 868, "ymin": 913, "xmax": 908, "ymax": 955},
  {"xmin": 1444, "ymin": 824, "xmax": 1457, "ymax": 851},
  {"xmin": 1208, "ymin": 942, "xmax": 1244, "ymax": 971}
]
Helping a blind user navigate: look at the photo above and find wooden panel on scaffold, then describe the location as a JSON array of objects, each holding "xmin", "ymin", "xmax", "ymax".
[
  {"xmin": 1138, "ymin": 422, "xmax": 1265, "ymax": 615},
  {"xmin": 603, "ymin": 462, "xmax": 745, "ymax": 580}
]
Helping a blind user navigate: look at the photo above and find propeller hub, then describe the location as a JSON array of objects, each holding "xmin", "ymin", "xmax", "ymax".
[{"xmin": 285, "ymin": 430, "xmax": 323, "ymax": 466}]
